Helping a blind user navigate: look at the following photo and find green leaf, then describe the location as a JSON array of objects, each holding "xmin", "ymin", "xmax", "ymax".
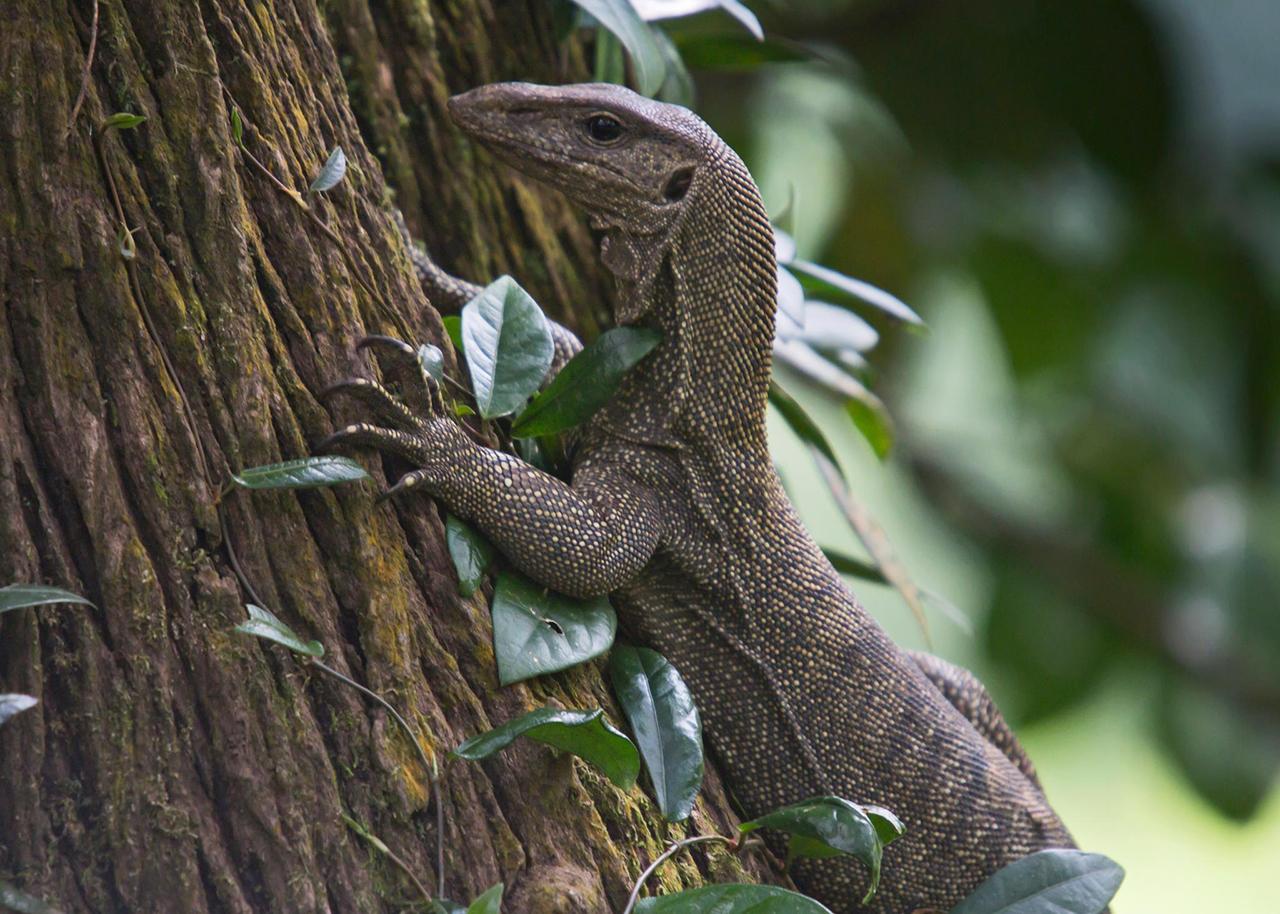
[
  {"xmin": 821, "ymin": 548, "xmax": 886, "ymax": 584},
  {"xmin": 793, "ymin": 301, "xmax": 879, "ymax": 353},
  {"xmin": 0, "ymin": 584, "xmax": 94, "ymax": 615},
  {"xmin": 774, "ymin": 226, "xmax": 797, "ymax": 264},
  {"xmin": 571, "ymin": 0, "xmax": 667, "ymax": 96},
  {"xmin": 234, "ymin": 604, "xmax": 324, "ymax": 657},
  {"xmin": 428, "ymin": 901, "xmax": 467, "ymax": 914},
  {"xmin": 863, "ymin": 805, "xmax": 906, "ymax": 846},
  {"xmin": 773, "ymin": 343, "xmax": 893, "ymax": 459},
  {"xmin": 231, "ymin": 108, "xmax": 244, "ymax": 146},
  {"xmin": 788, "ymin": 260, "xmax": 923, "ymax": 326},
  {"xmin": 631, "ymin": 0, "xmax": 763, "ymax": 41},
  {"xmin": 950, "ymin": 850, "xmax": 1124, "ymax": 914},
  {"xmin": 594, "ymin": 26, "xmax": 627, "ymax": 86},
  {"xmin": 673, "ymin": 33, "xmax": 810, "ymax": 70},
  {"xmin": 635, "ymin": 884, "xmax": 833, "ymax": 913},
  {"xmin": 490, "ymin": 572, "xmax": 617, "ymax": 685},
  {"xmin": 844, "ymin": 394, "xmax": 894, "ymax": 460},
  {"xmin": 309, "ymin": 145, "xmax": 348, "ymax": 193},
  {"xmin": 454, "ymin": 706, "xmax": 639, "ymax": 789},
  {"xmin": 0, "ymin": 881, "xmax": 63, "ymax": 914},
  {"xmin": 231, "ymin": 456, "xmax": 369, "ymax": 490},
  {"xmin": 609, "ymin": 645, "xmax": 703, "ymax": 821},
  {"xmin": 102, "ymin": 112, "xmax": 147, "ymax": 130},
  {"xmin": 418, "ymin": 343, "xmax": 445, "ymax": 382},
  {"xmin": 443, "ymin": 315, "xmax": 463, "ymax": 351},
  {"xmin": 0, "ymin": 694, "xmax": 37, "ymax": 727},
  {"xmin": 767, "ymin": 381, "xmax": 840, "ymax": 469},
  {"xmin": 650, "ymin": 25, "xmax": 696, "ymax": 107},
  {"xmin": 512, "ymin": 327, "xmax": 661, "ymax": 437},
  {"xmin": 467, "ymin": 883, "xmax": 504, "ymax": 914},
  {"xmin": 446, "ymin": 516, "xmax": 493, "ymax": 597},
  {"xmin": 462, "ymin": 276, "xmax": 555, "ymax": 419},
  {"xmin": 776, "ymin": 266, "xmax": 806, "ymax": 324},
  {"xmin": 740, "ymin": 796, "xmax": 898, "ymax": 904}
]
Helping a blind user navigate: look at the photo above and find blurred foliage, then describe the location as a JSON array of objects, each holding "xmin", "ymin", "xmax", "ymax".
[{"xmin": 654, "ymin": 0, "xmax": 1280, "ymax": 824}]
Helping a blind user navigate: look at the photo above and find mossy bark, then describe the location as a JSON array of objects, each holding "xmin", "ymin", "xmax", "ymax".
[{"xmin": 0, "ymin": 1, "xmax": 773, "ymax": 910}]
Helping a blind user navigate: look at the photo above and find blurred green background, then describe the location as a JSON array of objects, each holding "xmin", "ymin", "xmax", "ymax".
[{"xmin": 662, "ymin": 0, "xmax": 1280, "ymax": 908}]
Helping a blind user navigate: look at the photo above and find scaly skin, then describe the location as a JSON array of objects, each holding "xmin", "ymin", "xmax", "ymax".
[{"xmin": 326, "ymin": 83, "xmax": 1075, "ymax": 913}]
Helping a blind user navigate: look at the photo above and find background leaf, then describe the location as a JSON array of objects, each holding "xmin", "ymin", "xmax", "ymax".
[
  {"xmin": 462, "ymin": 276, "xmax": 554, "ymax": 418},
  {"xmin": 232, "ymin": 456, "xmax": 369, "ymax": 490},
  {"xmin": 950, "ymin": 849, "xmax": 1124, "ymax": 914},
  {"xmin": 446, "ymin": 516, "xmax": 493, "ymax": 597},
  {"xmin": 309, "ymin": 145, "xmax": 347, "ymax": 193},
  {"xmin": 418, "ymin": 343, "xmax": 445, "ymax": 382},
  {"xmin": 0, "ymin": 694, "xmax": 37, "ymax": 727},
  {"xmin": 102, "ymin": 112, "xmax": 146, "ymax": 130},
  {"xmin": 608, "ymin": 645, "xmax": 704, "ymax": 821},
  {"xmin": 454, "ymin": 706, "xmax": 639, "ymax": 789},
  {"xmin": 767, "ymin": 382, "xmax": 840, "ymax": 468},
  {"xmin": 0, "ymin": 584, "xmax": 94, "ymax": 615},
  {"xmin": 634, "ymin": 884, "xmax": 834, "ymax": 913},
  {"xmin": 512, "ymin": 327, "xmax": 660, "ymax": 437},
  {"xmin": 466, "ymin": 883, "xmax": 504, "ymax": 914},
  {"xmin": 571, "ymin": 0, "xmax": 667, "ymax": 96},
  {"xmin": 490, "ymin": 573, "xmax": 617, "ymax": 685},
  {"xmin": 788, "ymin": 260, "xmax": 923, "ymax": 326},
  {"xmin": 234, "ymin": 604, "xmax": 324, "ymax": 657}
]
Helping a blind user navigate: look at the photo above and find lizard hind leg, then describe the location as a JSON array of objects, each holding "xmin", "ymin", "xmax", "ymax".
[{"xmin": 907, "ymin": 650, "xmax": 1044, "ymax": 791}]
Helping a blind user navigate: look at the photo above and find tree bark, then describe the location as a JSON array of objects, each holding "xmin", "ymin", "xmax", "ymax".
[{"xmin": 0, "ymin": 1, "xmax": 771, "ymax": 911}]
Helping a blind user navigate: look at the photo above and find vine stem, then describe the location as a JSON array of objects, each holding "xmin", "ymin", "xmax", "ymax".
[
  {"xmin": 310, "ymin": 659, "xmax": 447, "ymax": 897},
  {"xmin": 66, "ymin": 0, "xmax": 99, "ymax": 138},
  {"xmin": 622, "ymin": 834, "xmax": 734, "ymax": 914}
]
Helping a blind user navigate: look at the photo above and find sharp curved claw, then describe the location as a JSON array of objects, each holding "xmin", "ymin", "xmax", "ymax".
[
  {"xmin": 356, "ymin": 334, "xmax": 415, "ymax": 356},
  {"xmin": 377, "ymin": 470, "xmax": 431, "ymax": 503}
]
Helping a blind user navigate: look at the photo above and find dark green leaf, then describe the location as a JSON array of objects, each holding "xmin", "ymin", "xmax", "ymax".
[
  {"xmin": 1158, "ymin": 677, "xmax": 1279, "ymax": 821},
  {"xmin": 309, "ymin": 145, "xmax": 347, "ymax": 193},
  {"xmin": 673, "ymin": 33, "xmax": 810, "ymax": 70},
  {"xmin": 490, "ymin": 572, "xmax": 617, "ymax": 685},
  {"xmin": 231, "ymin": 108, "xmax": 244, "ymax": 146},
  {"xmin": 428, "ymin": 901, "xmax": 467, "ymax": 914},
  {"xmin": 454, "ymin": 706, "xmax": 639, "ymax": 789},
  {"xmin": 462, "ymin": 276, "xmax": 554, "ymax": 418},
  {"xmin": 102, "ymin": 112, "xmax": 147, "ymax": 130},
  {"xmin": 443, "ymin": 315, "xmax": 464, "ymax": 351},
  {"xmin": 467, "ymin": 883, "xmax": 504, "ymax": 914},
  {"xmin": 512, "ymin": 327, "xmax": 661, "ymax": 437},
  {"xmin": 950, "ymin": 849, "xmax": 1124, "ymax": 914},
  {"xmin": 635, "ymin": 884, "xmax": 833, "ymax": 913},
  {"xmin": 0, "ymin": 694, "xmax": 37, "ymax": 727},
  {"xmin": 0, "ymin": 881, "xmax": 63, "ymax": 914},
  {"xmin": 788, "ymin": 260, "xmax": 923, "ymax": 326},
  {"xmin": 740, "ymin": 796, "xmax": 895, "ymax": 904},
  {"xmin": 767, "ymin": 381, "xmax": 840, "ymax": 469},
  {"xmin": 571, "ymin": 0, "xmax": 667, "ymax": 96},
  {"xmin": 231, "ymin": 456, "xmax": 369, "ymax": 490},
  {"xmin": 446, "ymin": 516, "xmax": 493, "ymax": 597},
  {"xmin": 609, "ymin": 645, "xmax": 703, "ymax": 821},
  {"xmin": 844, "ymin": 394, "xmax": 894, "ymax": 460},
  {"xmin": 419, "ymin": 343, "xmax": 445, "ymax": 382},
  {"xmin": 0, "ymin": 584, "xmax": 94, "ymax": 614},
  {"xmin": 235, "ymin": 604, "xmax": 324, "ymax": 657},
  {"xmin": 821, "ymin": 548, "xmax": 887, "ymax": 585},
  {"xmin": 863, "ymin": 805, "xmax": 905, "ymax": 846}
]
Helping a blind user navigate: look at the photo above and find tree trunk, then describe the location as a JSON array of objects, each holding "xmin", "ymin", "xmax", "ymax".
[{"xmin": 0, "ymin": 1, "xmax": 771, "ymax": 910}]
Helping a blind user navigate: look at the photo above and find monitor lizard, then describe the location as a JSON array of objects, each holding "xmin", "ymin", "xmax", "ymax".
[{"xmin": 322, "ymin": 82, "xmax": 1075, "ymax": 913}]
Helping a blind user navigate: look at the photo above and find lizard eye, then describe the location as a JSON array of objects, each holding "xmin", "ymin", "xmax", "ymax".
[{"xmin": 584, "ymin": 114, "xmax": 624, "ymax": 145}]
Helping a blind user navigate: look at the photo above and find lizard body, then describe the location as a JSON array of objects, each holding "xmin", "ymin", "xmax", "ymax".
[{"xmin": 329, "ymin": 83, "xmax": 1074, "ymax": 913}]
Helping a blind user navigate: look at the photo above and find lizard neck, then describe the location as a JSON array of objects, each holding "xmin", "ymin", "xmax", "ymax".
[{"xmin": 604, "ymin": 150, "xmax": 777, "ymax": 449}]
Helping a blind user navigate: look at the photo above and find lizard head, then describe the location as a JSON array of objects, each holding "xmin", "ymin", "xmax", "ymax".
[{"xmin": 447, "ymin": 82, "xmax": 712, "ymax": 231}]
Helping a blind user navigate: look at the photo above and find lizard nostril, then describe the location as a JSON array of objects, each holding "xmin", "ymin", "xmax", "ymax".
[{"xmin": 663, "ymin": 166, "xmax": 695, "ymax": 202}]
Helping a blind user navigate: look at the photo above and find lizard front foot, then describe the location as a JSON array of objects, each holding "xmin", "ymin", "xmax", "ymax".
[{"xmin": 319, "ymin": 334, "xmax": 460, "ymax": 498}]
